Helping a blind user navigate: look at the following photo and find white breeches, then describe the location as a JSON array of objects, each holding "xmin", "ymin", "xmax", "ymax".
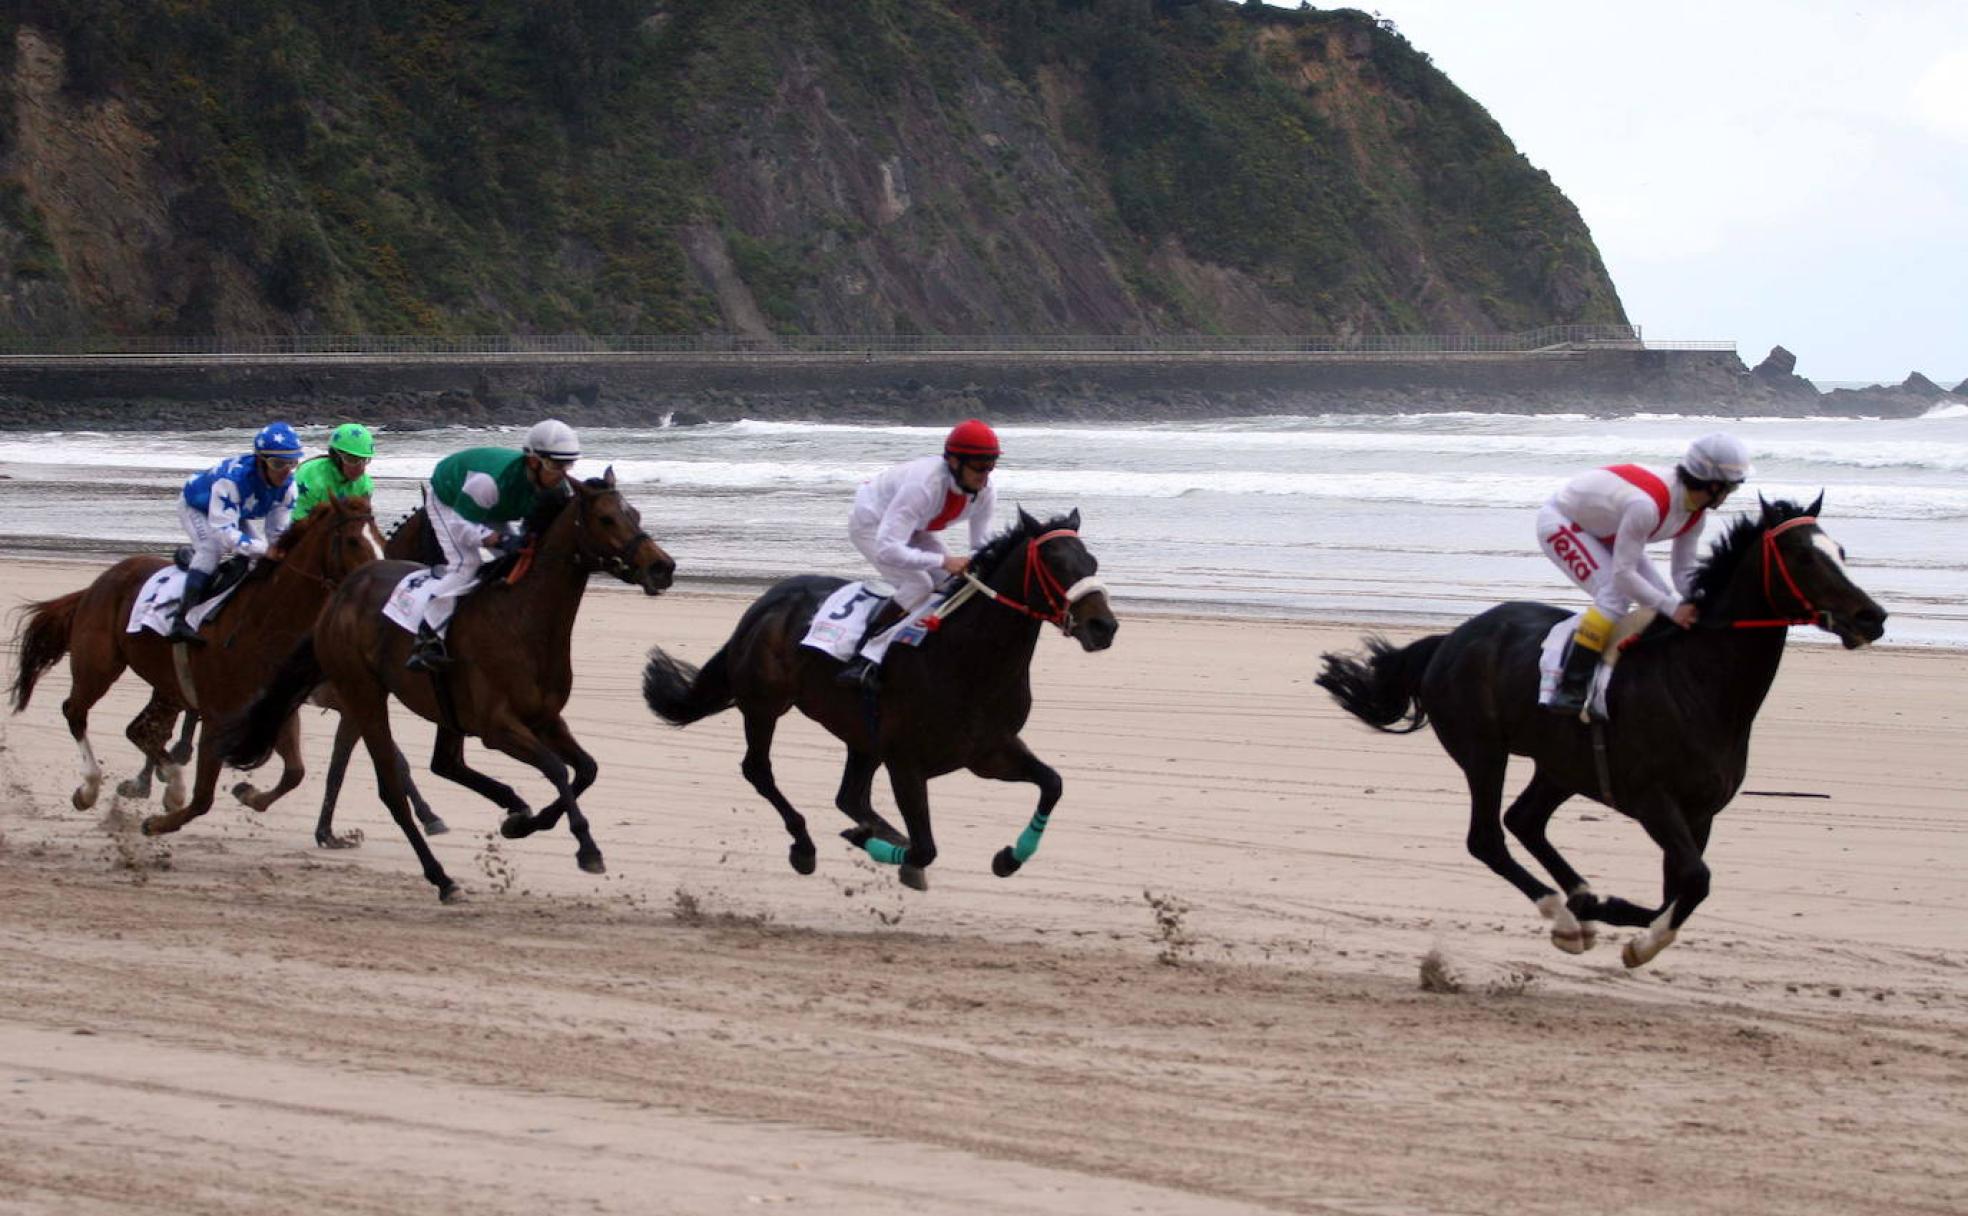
[
  {"xmin": 848, "ymin": 512, "xmax": 939, "ymax": 612},
  {"xmin": 424, "ymin": 495, "xmax": 492, "ymax": 602},
  {"xmin": 1536, "ymin": 503, "xmax": 1629, "ymax": 618},
  {"xmin": 177, "ymin": 499, "xmax": 231, "ymax": 575}
]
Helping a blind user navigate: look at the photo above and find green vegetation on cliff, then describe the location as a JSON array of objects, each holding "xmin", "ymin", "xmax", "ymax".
[{"xmin": 0, "ymin": 0, "xmax": 1626, "ymax": 337}]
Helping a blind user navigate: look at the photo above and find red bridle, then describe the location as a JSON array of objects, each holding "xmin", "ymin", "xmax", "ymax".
[
  {"xmin": 961, "ymin": 528, "xmax": 1091, "ymax": 630},
  {"xmin": 1734, "ymin": 515, "xmax": 1826, "ymax": 630}
]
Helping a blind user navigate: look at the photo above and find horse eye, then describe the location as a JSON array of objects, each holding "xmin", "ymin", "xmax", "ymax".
[{"xmin": 1838, "ymin": 546, "xmax": 1847, "ymax": 563}]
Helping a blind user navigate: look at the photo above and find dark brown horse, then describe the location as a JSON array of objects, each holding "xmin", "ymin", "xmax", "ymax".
[
  {"xmin": 641, "ymin": 508, "xmax": 1116, "ymax": 891},
  {"xmin": 220, "ymin": 471, "xmax": 675, "ymax": 901},
  {"xmin": 10, "ymin": 494, "xmax": 388, "ymax": 829},
  {"xmin": 1317, "ymin": 498, "xmax": 1887, "ymax": 967}
]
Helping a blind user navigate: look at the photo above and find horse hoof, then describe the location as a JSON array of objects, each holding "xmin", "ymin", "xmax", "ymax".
[
  {"xmin": 420, "ymin": 815, "xmax": 450, "ymax": 836},
  {"xmin": 115, "ymin": 779, "xmax": 151, "ymax": 800},
  {"xmin": 315, "ymin": 832, "xmax": 362, "ymax": 850},
  {"xmin": 790, "ymin": 843, "xmax": 817, "ymax": 875},
  {"xmin": 72, "ymin": 786, "xmax": 99, "ymax": 811},
  {"xmin": 1551, "ymin": 927, "xmax": 1590, "ymax": 955},
  {"xmin": 899, "ymin": 864, "xmax": 929, "ymax": 892},
  {"xmin": 1622, "ymin": 928, "xmax": 1677, "ymax": 969},
  {"xmin": 991, "ymin": 847, "xmax": 1023, "ymax": 878},
  {"xmin": 500, "ymin": 811, "xmax": 534, "ymax": 839},
  {"xmin": 577, "ymin": 852, "xmax": 607, "ymax": 875},
  {"xmin": 139, "ymin": 816, "xmax": 164, "ymax": 837},
  {"xmin": 230, "ymin": 782, "xmax": 262, "ymax": 810},
  {"xmin": 438, "ymin": 882, "xmax": 466, "ymax": 904}
]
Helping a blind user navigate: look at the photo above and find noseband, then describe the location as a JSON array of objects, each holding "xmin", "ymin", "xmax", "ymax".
[
  {"xmin": 965, "ymin": 528, "xmax": 1107, "ymax": 630},
  {"xmin": 572, "ymin": 491, "xmax": 656, "ymax": 582}
]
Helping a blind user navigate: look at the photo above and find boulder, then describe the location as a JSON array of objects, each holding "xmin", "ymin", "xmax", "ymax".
[
  {"xmin": 1902, "ymin": 371, "xmax": 1944, "ymax": 396},
  {"xmin": 1751, "ymin": 345, "xmax": 1797, "ymax": 378}
]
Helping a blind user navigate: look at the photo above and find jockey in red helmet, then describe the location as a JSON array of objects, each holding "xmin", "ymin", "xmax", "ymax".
[{"xmin": 836, "ymin": 419, "xmax": 1001, "ymax": 688}]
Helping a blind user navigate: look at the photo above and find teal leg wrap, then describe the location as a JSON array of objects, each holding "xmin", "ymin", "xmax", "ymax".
[
  {"xmin": 1012, "ymin": 812, "xmax": 1050, "ymax": 863},
  {"xmin": 864, "ymin": 838, "xmax": 908, "ymax": 866}
]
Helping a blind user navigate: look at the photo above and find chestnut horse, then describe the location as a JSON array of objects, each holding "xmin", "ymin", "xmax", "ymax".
[
  {"xmin": 220, "ymin": 471, "xmax": 674, "ymax": 901},
  {"xmin": 10, "ymin": 495, "xmax": 387, "ymax": 830}
]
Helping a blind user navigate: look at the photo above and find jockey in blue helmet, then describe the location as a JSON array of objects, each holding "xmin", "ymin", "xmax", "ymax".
[{"xmin": 169, "ymin": 421, "xmax": 303, "ymax": 643}]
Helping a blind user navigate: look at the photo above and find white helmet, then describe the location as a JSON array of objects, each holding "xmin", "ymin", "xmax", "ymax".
[
  {"xmin": 1683, "ymin": 432, "xmax": 1752, "ymax": 484},
  {"xmin": 524, "ymin": 418, "xmax": 581, "ymax": 462}
]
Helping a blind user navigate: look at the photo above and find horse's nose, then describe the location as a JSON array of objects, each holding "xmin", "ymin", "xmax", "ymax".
[
  {"xmin": 641, "ymin": 550, "xmax": 676, "ymax": 594},
  {"xmin": 1856, "ymin": 603, "xmax": 1887, "ymax": 640},
  {"xmin": 1080, "ymin": 615, "xmax": 1118, "ymax": 651}
]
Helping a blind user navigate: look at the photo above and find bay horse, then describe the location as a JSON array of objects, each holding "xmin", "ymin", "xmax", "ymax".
[
  {"xmin": 641, "ymin": 508, "xmax": 1117, "ymax": 891},
  {"xmin": 9, "ymin": 495, "xmax": 388, "ymax": 830},
  {"xmin": 219, "ymin": 471, "xmax": 675, "ymax": 901},
  {"xmin": 1316, "ymin": 497, "xmax": 1887, "ymax": 968}
]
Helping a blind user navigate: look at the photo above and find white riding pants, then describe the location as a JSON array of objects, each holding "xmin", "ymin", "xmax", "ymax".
[{"xmin": 1536, "ymin": 502, "xmax": 1630, "ymax": 618}]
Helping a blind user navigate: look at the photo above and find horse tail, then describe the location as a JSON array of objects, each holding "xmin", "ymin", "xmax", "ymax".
[
  {"xmin": 215, "ymin": 637, "xmax": 322, "ymax": 769},
  {"xmin": 642, "ymin": 645, "xmax": 735, "ymax": 726},
  {"xmin": 10, "ymin": 590, "xmax": 82, "ymax": 713},
  {"xmin": 1315, "ymin": 633, "xmax": 1446, "ymax": 734}
]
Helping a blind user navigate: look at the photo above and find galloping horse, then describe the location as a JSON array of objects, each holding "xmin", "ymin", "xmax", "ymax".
[
  {"xmin": 642, "ymin": 508, "xmax": 1117, "ymax": 891},
  {"xmin": 220, "ymin": 471, "xmax": 674, "ymax": 901},
  {"xmin": 10, "ymin": 495, "xmax": 387, "ymax": 830},
  {"xmin": 1316, "ymin": 497, "xmax": 1886, "ymax": 967}
]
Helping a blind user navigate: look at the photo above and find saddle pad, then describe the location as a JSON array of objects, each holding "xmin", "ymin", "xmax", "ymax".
[
  {"xmin": 1538, "ymin": 613, "xmax": 1616, "ymax": 720},
  {"xmin": 126, "ymin": 565, "xmax": 246, "ymax": 636},
  {"xmin": 382, "ymin": 566, "xmax": 480, "ymax": 637},
  {"xmin": 799, "ymin": 581, "xmax": 945, "ymax": 662}
]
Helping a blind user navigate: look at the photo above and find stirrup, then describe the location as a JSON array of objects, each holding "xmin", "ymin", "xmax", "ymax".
[
  {"xmin": 167, "ymin": 621, "xmax": 205, "ymax": 646},
  {"xmin": 405, "ymin": 631, "xmax": 452, "ymax": 673},
  {"xmin": 834, "ymin": 656, "xmax": 879, "ymax": 692}
]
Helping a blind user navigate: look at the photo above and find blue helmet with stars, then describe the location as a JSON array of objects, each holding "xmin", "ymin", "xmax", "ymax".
[{"xmin": 253, "ymin": 421, "xmax": 303, "ymax": 460}]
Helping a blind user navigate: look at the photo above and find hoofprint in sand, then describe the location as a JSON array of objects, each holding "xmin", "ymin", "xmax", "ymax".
[{"xmin": 2, "ymin": 556, "xmax": 1962, "ymax": 1215}]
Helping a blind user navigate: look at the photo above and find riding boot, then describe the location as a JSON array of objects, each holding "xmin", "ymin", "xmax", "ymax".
[
  {"xmin": 168, "ymin": 569, "xmax": 211, "ymax": 645},
  {"xmin": 1547, "ymin": 638, "xmax": 1604, "ymax": 718},
  {"xmin": 405, "ymin": 622, "xmax": 453, "ymax": 672},
  {"xmin": 835, "ymin": 598, "xmax": 907, "ymax": 690}
]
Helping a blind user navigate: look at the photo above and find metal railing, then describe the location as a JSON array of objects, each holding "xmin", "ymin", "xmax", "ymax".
[{"xmin": 0, "ymin": 325, "xmax": 1734, "ymax": 360}]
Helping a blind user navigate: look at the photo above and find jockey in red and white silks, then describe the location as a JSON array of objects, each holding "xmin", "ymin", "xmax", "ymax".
[
  {"xmin": 848, "ymin": 420, "xmax": 1000, "ymax": 613},
  {"xmin": 1536, "ymin": 432, "xmax": 1753, "ymax": 715}
]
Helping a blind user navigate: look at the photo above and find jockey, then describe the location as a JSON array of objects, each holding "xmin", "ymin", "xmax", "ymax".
[
  {"xmin": 170, "ymin": 421, "xmax": 303, "ymax": 643},
  {"xmin": 835, "ymin": 418, "xmax": 1000, "ymax": 689},
  {"xmin": 1537, "ymin": 432, "xmax": 1753, "ymax": 714},
  {"xmin": 291, "ymin": 423, "xmax": 376, "ymax": 522},
  {"xmin": 406, "ymin": 418, "xmax": 580, "ymax": 671}
]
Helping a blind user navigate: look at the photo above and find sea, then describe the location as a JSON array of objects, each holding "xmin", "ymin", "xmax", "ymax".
[{"xmin": 2, "ymin": 406, "xmax": 1964, "ymax": 646}]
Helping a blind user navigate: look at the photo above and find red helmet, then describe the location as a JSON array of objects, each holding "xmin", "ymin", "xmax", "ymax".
[{"xmin": 944, "ymin": 418, "xmax": 1000, "ymax": 458}]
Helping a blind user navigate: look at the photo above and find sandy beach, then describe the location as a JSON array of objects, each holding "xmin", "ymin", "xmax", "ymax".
[{"xmin": 2, "ymin": 555, "xmax": 1963, "ymax": 1215}]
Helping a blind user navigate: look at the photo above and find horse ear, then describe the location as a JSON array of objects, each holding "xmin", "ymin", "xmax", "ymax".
[
  {"xmin": 604, "ymin": 464, "xmax": 617, "ymax": 488},
  {"xmin": 1066, "ymin": 508, "xmax": 1081, "ymax": 531},
  {"xmin": 1757, "ymin": 493, "xmax": 1774, "ymax": 524},
  {"xmin": 1807, "ymin": 490, "xmax": 1824, "ymax": 517},
  {"xmin": 1017, "ymin": 505, "xmax": 1039, "ymax": 532}
]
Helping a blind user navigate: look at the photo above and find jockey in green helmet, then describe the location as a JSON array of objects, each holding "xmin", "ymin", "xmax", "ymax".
[{"xmin": 292, "ymin": 423, "xmax": 377, "ymax": 522}]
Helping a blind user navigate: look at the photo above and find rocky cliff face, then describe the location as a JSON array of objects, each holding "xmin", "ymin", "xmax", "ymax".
[{"xmin": 0, "ymin": 1, "xmax": 1627, "ymax": 339}]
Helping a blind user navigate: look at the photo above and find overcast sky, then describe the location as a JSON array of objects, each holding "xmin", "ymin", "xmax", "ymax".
[{"xmin": 1369, "ymin": 0, "xmax": 1966, "ymax": 383}]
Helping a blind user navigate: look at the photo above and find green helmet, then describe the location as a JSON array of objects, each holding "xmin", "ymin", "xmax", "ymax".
[{"xmin": 328, "ymin": 422, "xmax": 375, "ymax": 459}]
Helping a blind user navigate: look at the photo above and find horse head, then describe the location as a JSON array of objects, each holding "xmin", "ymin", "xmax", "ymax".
[
  {"xmin": 982, "ymin": 508, "xmax": 1117, "ymax": 652},
  {"xmin": 571, "ymin": 468, "xmax": 675, "ymax": 596},
  {"xmin": 278, "ymin": 494, "xmax": 385, "ymax": 586},
  {"xmin": 1753, "ymin": 494, "xmax": 1887, "ymax": 648}
]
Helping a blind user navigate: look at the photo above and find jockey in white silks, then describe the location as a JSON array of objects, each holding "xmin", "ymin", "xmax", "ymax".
[
  {"xmin": 171, "ymin": 421, "xmax": 303, "ymax": 644},
  {"xmin": 835, "ymin": 418, "xmax": 1001, "ymax": 688},
  {"xmin": 1535, "ymin": 431, "xmax": 1754, "ymax": 715}
]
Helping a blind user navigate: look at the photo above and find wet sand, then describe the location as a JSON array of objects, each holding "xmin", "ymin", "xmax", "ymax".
[{"xmin": 2, "ymin": 557, "xmax": 1963, "ymax": 1214}]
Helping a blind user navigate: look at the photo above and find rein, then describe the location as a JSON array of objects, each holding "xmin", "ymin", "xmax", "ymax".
[
  {"xmin": 959, "ymin": 528, "xmax": 1106, "ymax": 631},
  {"xmin": 265, "ymin": 510, "xmax": 378, "ymax": 593}
]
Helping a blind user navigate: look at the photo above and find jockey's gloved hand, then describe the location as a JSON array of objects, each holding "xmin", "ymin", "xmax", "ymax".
[{"xmin": 495, "ymin": 530, "xmax": 527, "ymax": 555}]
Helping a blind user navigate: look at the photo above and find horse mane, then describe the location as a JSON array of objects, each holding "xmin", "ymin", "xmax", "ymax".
[
  {"xmin": 971, "ymin": 510, "xmax": 1077, "ymax": 574},
  {"xmin": 1687, "ymin": 498, "xmax": 1815, "ymax": 606}
]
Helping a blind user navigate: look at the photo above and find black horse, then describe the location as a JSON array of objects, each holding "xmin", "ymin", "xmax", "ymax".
[
  {"xmin": 1316, "ymin": 497, "xmax": 1886, "ymax": 968},
  {"xmin": 642, "ymin": 508, "xmax": 1118, "ymax": 890}
]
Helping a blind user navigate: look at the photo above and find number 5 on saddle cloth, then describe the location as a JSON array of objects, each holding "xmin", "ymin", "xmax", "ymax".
[{"xmin": 799, "ymin": 581, "xmax": 944, "ymax": 666}]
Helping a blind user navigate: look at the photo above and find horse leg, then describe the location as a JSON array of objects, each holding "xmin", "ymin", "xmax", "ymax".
[
  {"xmin": 966, "ymin": 736, "xmax": 1061, "ymax": 879},
  {"xmin": 530, "ymin": 715, "xmax": 605, "ymax": 871},
  {"xmin": 117, "ymin": 694, "xmax": 181, "ymax": 806},
  {"xmin": 353, "ymin": 690, "xmax": 461, "ymax": 902},
  {"xmin": 169, "ymin": 712, "xmax": 198, "ymax": 764},
  {"xmin": 1621, "ymin": 798, "xmax": 1713, "ymax": 969},
  {"xmin": 477, "ymin": 715, "xmax": 602, "ymax": 876},
  {"xmin": 314, "ymin": 713, "xmax": 363, "ymax": 848},
  {"xmin": 736, "ymin": 708, "xmax": 817, "ymax": 875},
  {"xmin": 58, "ymin": 636, "xmax": 124, "ymax": 811},
  {"xmin": 877, "ymin": 762, "xmax": 936, "ymax": 892},
  {"xmin": 232, "ymin": 712, "xmax": 306, "ymax": 813},
  {"xmin": 1445, "ymin": 744, "xmax": 1562, "ymax": 918},
  {"xmin": 1501, "ymin": 770, "xmax": 1598, "ymax": 953},
  {"xmin": 834, "ymin": 749, "xmax": 904, "ymax": 847},
  {"xmin": 140, "ymin": 720, "xmax": 227, "ymax": 835},
  {"xmin": 428, "ymin": 726, "xmax": 532, "ymax": 831}
]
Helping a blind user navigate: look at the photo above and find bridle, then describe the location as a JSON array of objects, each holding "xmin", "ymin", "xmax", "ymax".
[
  {"xmin": 270, "ymin": 507, "xmax": 379, "ymax": 593},
  {"xmin": 1732, "ymin": 515, "xmax": 1829, "ymax": 631},
  {"xmin": 571, "ymin": 488, "xmax": 656, "ymax": 582},
  {"xmin": 961, "ymin": 528, "xmax": 1106, "ymax": 631}
]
